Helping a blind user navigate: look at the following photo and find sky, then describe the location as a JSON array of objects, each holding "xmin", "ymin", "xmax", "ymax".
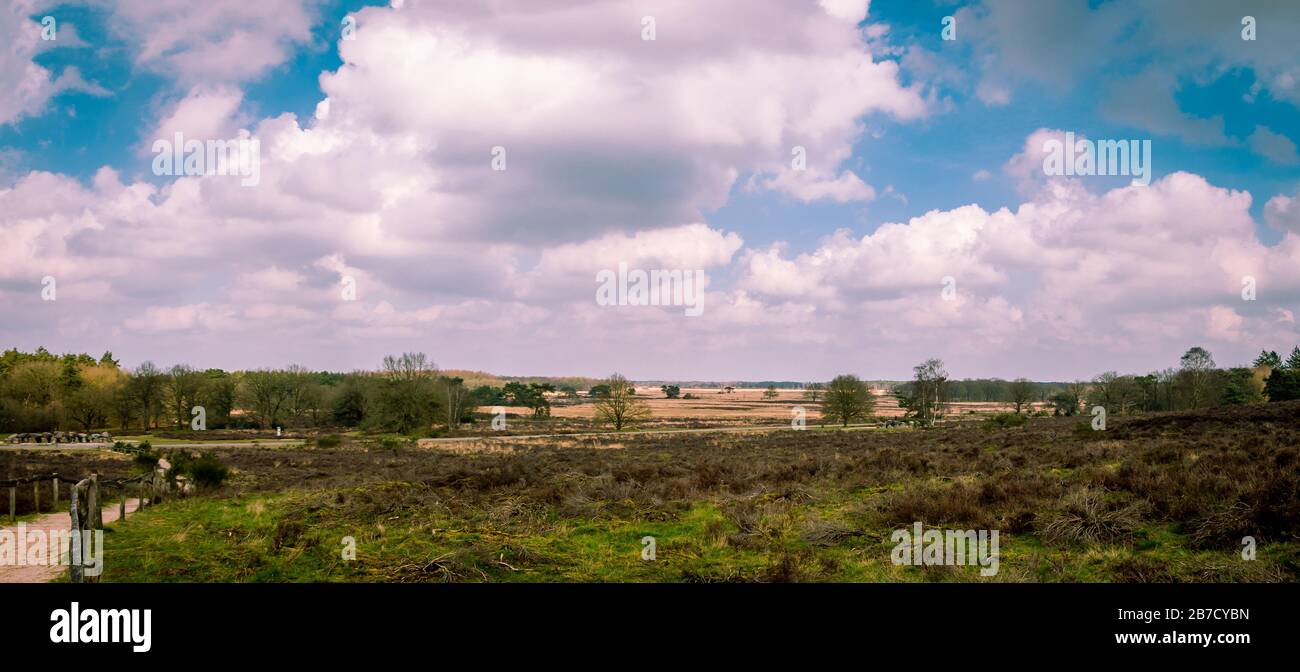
[{"xmin": 1, "ymin": 0, "xmax": 1299, "ymax": 381}]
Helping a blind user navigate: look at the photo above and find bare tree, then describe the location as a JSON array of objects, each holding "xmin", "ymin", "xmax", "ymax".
[
  {"xmin": 242, "ymin": 369, "xmax": 294, "ymax": 429},
  {"xmin": 281, "ymin": 365, "xmax": 318, "ymax": 425},
  {"xmin": 377, "ymin": 353, "xmax": 439, "ymax": 433},
  {"xmin": 1091, "ymin": 371, "xmax": 1119, "ymax": 414},
  {"xmin": 166, "ymin": 364, "xmax": 206, "ymax": 428},
  {"xmin": 910, "ymin": 358, "xmax": 949, "ymax": 427},
  {"xmin": 1009, "ymin": 378, "xmax": 1034, "ymax": 414},
  {"xmin": 1177, "ymin": 346, "xmax": 1217, "ymax": 410},
  {"xmin": 442, "ymin": 376, "xmax": 469, "ymax": 430},
  {"xmin": 593, "ymin": 373, "xmax": 650, "ymax": 431},
  {"xmin": 129, "ymin": 361, "xmax": 165, "ymax": 430}
]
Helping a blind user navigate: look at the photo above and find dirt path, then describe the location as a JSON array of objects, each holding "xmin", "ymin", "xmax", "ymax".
[{"xmin": 0, "ymin": 498, "xmax": 142, "ymax": 583}]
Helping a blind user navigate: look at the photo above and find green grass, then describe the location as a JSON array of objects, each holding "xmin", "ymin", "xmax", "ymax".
[
  {"xmin": 55, "ymin": 403, "xmax": 1300, "ymax": 583},
  {"xmin": 92, "ymin": 483, "xmax": 1294, "ymax": 583}
]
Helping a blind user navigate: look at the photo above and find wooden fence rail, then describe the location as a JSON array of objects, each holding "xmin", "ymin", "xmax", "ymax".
[{"xmin": 3, "ymin": 469, "xmax": 162, "ymax": 582}]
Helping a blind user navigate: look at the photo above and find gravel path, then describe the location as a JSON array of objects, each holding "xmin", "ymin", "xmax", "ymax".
[{"xmin": 0, "ymin": 498, "xmax": 141, "ymax": 583}]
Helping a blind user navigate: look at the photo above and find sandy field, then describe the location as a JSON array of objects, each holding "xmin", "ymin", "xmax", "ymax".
[{"xmin": 497, "ymin": 387, "xmax": 1037, "ymax": 424}]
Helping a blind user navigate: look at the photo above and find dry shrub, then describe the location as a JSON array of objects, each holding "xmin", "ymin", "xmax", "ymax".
[
  {"xmin": 1189, "ymin": 500, "xmax": 1255, "ymax": 550},
  {"xmin": 877, "ymin": 482, "xmax": 997, "ymax": 529},
  {"xmin": 392, "ymin": 550, "xmax": 488, "ymax": 582},
  {"xmin": 800, "ymin": 517, "xmax": 865, "ymax": 547},
  {"xmin": 271, "ymin": 518, "xmax": 305, "ymax": 550},
  {"xmin": 762, "ymin": 548, "xmax": 820, "ymax": 583},
  {"xmin": 1037, "ymin": 488, "xmax": 1146, "ymax": 546},
  {"xmin": 1108, "ymin": 555, "xmax": 1180, "ymax": 583}
]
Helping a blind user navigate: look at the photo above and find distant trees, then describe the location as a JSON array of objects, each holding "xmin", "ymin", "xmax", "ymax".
[
  {"xmin": 1220, "ymin": 368, "xmax": 1265, "ymax": 405},
  {"xmin": 1047, "ymin": 381, "xmax": 1087, "ymax": 416},
  {"xmin": 593, "ymin": 373, "xmax": 650, "ymax": 431},
  {"xmin": 1176, "ymin": 346, "xmax": 1217, "ymax": 410},
  {"xmin": 898, "ymin": 359, "xmax": 948, "ymax": 426},
  {"xmin": 375, "ymin": 353, "xmax": 439, "ymax": 433},
  {"xmin": 128, "ymin": 362, "xmax": 165, "ymax": 430},
  {"xmin": 1265, "ymin": 367, "xmax": 1300, "ymax": 402},
  {"xmin": 243, "ymin": 369, "xmax": 293, "ymax": 429},
  {"xmin": 1008, "ymin": 378, "xmax": 1033, "ymax": 414},
  {"xmin": 111, "ymin": 381, "xmax": 136, "ymax": 432},
  {"xmin": 504, "ymin": 381, "xmax": 553, "ymax": 418},
  {"xmin": 1088, "ymin": 372, "xmax": 1140, "ymax": 416},
  {"xmin": 5, "ymin": 342, "xmax": 1299, "ymax": 436},
  {"xmin": 0, "ymin": 348, "xmax": 458, "ymax": 434},
  {"xmin": 820, "ymin": 374, "xmax": 874, "ymax": 427},
  {"xmin": 64, "ymin": 365, "xmax": 122, "ymax": 430},
  {"xmin": 440, "ymin": 376, "xmax": 473, "ymax": 430},
  {"xmin": 204, "ymin": 369, "xmax": 237, "ymax": 428},
  {"xmin": 10, "ymin": 360, "xmax": 62, "ymax": 407},
  {"xmin": 331, "ymin": 377, "xmax": 370, "ymax": 427},
  {"xmin": 1264, "ymin": 348, "xmax": 1300, "ymax": 402},
  {"xmin": 1254, "ymin": 350, "xmax": 1282, "ymax": 369},
  {"xmin": 166, "ymin": 365, "xmax": 206, "ymax": 428}
]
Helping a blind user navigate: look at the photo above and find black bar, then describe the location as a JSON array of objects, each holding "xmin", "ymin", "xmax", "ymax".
[{"xmin": 3, "ymin": 583, "xmax": 1291, "ymax": 661}]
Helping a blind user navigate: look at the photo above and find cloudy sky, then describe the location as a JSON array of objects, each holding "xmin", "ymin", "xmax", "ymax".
[{"xmin": 2, "ymin": 0, "xmax": 1299, "ymax": 380}]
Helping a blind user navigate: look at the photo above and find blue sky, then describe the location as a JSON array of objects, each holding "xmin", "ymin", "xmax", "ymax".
[{"xmin": 2, "ymin": 0, "xmax": 1299, "ymax": 380}]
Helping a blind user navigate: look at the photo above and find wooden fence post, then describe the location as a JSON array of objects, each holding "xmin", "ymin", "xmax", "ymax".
[
  {"xmin": 52, "ymin": 475, "xmax": 59, "ymax": 510},
  {"xmin": 89, "ymin": 475, "xmax": 102, "ymax": 585},
  {"xmin": 88, "ymin": 473, "xmax": 102, "ymax": 531},
  {"xmin": 69, "ymin": 483, "xmax": 84, "ymax": 584}
]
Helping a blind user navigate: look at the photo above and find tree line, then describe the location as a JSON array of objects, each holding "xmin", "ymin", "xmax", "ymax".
[
  {"xmin": 0, "ymin": 347, "xmax": 660, "ymax": 436},
  {"xmin": 3, "ymin": 343, "xmax": 1297, "ymax": 435},
  {"xmin": 0, "ymin": 349, "xmax": 481, "ymax": 435},
  {"xmin": 815, "ymin": 345, "xmax": 1300, "ymax": 428}
]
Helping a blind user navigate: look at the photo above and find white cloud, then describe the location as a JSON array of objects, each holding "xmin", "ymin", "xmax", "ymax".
[
  {"xmin": 737, "ymin": 164, "xmax": 1300, "ymax": 376},
  {"xmin": 819, "ymin": 0, "xmax": 871, "ymax": 22},
  {"xmin": 0, "ymin": 1, "xmax": 59, "ymax": 125},
  {"xmin": 144, "ymin": 86, "xmax": 246, "ymax": 151},
  {"xmin": 1265, "ymin": 188, "xmax": 1300, "ymax": 234},
  {"xmin": 108, "ymin": 0, "xmax": 317, "ymax": 85},
  {"xmin": 1248, "ymin": 125, "xmax": 1300, "ymax": 165},
  {"xmin": 1101, "ymin": 69, "xmax": 1230, "ymax": 146}
]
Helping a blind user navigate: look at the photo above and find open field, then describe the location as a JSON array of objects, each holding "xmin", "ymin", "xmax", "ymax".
[
  {"xmin": 487, "ymin": 387, "xmax": 1044, "ymax": 434},
  {"xmin": 12, "ymin": 401, "xmax": 1297, "ymax": 583}
]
